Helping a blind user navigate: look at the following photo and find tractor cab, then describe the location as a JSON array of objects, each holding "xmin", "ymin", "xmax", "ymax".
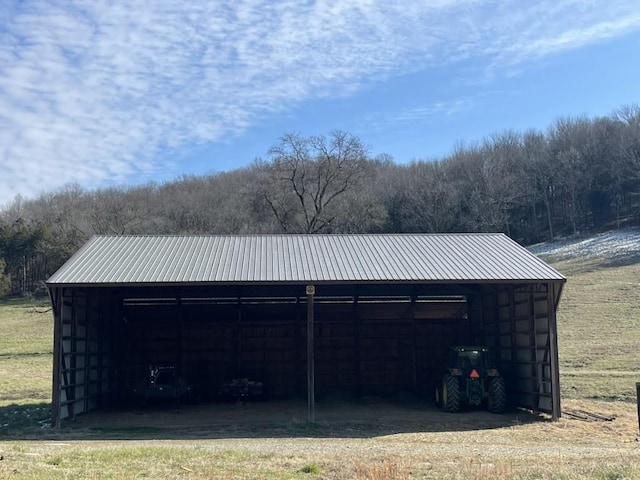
[{"xmin": 448, "ymin": 346, "xmax": 493, "ymax": 377}]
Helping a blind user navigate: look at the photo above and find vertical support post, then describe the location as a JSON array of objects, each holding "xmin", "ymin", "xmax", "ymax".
[
  {"xmin": 295, "ymin": 296, "xmax": 302, "ymax": 396},
  {"xmin": 113, "ymin": 293, "xmax": 125, "ymax": 404},
  {"xmin": 352, "ymin": 294, "xmax": 361, "ymax": 398},
  {"xmin": 636, "ymin": 382, "xmax": 640, "ymax": 435},
  {"xmin": 508, "ymin": 287, "xmax": 517, "ymax": 377},
  {"xmin": 306, "ymin": 285, "xmax": 315, "ymax": 423},
  {"xmin": 50, "ymin": 287, "xmax": 62, "ymax": 428},
  {"xmin": 84, "ymin": 292, "xmax": 91, "ymax": 415},
  {"xmin": 69, "ymin": 292, "xmax": 77, "ymax": 420},
  {"xmin": 548, "ymin": 282, "xmax": 562, "ymax": 421},
  {"xmin": 529, "ymin": 285, "xmax": 539, "ymax": 409},
  {"xmin": 410, "ymin": 295, "xmax": 417, "ymax": 392},
  {"xmin": 236, "ymin": 295, "xmax": 243, "ymax": 373},
  {"xmin": 176, "ymin": 294, "xmax": 183, "ymax": 408}
]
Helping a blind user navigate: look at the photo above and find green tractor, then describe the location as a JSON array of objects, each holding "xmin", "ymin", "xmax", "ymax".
[{"xmin": 435, "ymin": 346, "xmax": 506, "ymax": 413}]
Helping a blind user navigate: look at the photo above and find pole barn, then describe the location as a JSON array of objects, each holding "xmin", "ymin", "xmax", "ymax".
[{"xmin": 46, "ymin": 234, "xmax": 565, "ymax": 426}]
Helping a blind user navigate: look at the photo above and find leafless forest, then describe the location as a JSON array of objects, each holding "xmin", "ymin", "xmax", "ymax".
[{"xmin": 1, "ymin": 104, "xmax": 639, "ymax": 295}]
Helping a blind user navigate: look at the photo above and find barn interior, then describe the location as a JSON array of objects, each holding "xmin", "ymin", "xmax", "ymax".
[{"xmin": 49, "ymin": 280, "xmax": 563, "ymax": 426}]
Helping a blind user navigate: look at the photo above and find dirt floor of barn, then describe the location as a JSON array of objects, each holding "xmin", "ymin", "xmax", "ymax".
[{"xmin": 53, "ymin": 396, "xmax": 570, "ymax": 440}]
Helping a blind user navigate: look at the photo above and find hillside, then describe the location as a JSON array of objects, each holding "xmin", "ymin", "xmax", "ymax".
[{"xmin": 530, "ymin": 227, "xmax": 640, "ymax": 401}]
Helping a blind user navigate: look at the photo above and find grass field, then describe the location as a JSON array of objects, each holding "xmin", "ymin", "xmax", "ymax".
[
  {"xmin": 0, "ymin": 299, "xmax": 51, "ymax": 411},
  {"xmin": 1, "ymin": 231, "xmax": 640, "ymax": 479},
  {"xmin": 555, "ymin": 257, "xmax": 640, "ymax": 401},
  {"xmin": 537, "ymin": 233, "xmax": 640, "ymax": 402}
]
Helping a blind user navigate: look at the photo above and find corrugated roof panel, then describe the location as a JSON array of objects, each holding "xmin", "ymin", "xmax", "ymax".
[
  {"xmin": 378, "ymin": 235, "xmax": 412, "ymax": 279},
  {"xmin": 46, "ymin": 234, "xmax": 566, "ymax": 286},
  {"xmin": 215, "ymin": 237, "xmax": 227, "ymax": 281}
]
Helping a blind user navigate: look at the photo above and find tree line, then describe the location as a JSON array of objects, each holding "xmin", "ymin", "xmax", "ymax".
[{"xmin": 1, "ymin": 104, "xmax": 639, "ymax": 297}]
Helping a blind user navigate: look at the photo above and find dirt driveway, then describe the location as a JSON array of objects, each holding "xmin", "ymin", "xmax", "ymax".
[{"xmin": 3, "ymin": 398, "xmax": 640, "ymax": 479}]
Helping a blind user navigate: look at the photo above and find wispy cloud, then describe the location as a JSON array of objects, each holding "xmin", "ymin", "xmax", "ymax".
[
  {"xmin": 0, "ymin": 0, "xmax": 638, "ymax": 205},
  {"xmin": 365, "ymin": 97, "xmax": 479, "ymax": 130}
]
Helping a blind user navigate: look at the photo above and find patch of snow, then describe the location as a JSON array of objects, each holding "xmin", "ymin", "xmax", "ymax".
[{"xmin": 527, "ymin": 227, "xmax": 640, "ymax": 262}]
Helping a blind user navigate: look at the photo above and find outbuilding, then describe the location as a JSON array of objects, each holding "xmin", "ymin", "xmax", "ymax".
[{"xmin": 46, "ymin": 234, "xmax": 565, "ymax": 426}]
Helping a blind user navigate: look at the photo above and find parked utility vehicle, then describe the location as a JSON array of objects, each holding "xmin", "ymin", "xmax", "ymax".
[
  {"xmin": 435, "ymin": 346, "xmax": 506, "ymax": 413},
  {"xmin": 132, "ymin": 364, "xmax": 197, "ymax": 404}
]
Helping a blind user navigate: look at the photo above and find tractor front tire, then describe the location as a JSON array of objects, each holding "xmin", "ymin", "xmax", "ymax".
[
  {"xmin": 443, "ymin": 374, "xmax": 461, "ymax": 412},
  {"xmin": 487, "ymin": 376, "xmax": 506, "ymax": 413}
]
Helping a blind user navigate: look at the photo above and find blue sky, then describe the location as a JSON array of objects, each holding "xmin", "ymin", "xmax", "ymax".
[{"xmin": 1, "ymin": 1, "xmax": 639, "ymax": 207}]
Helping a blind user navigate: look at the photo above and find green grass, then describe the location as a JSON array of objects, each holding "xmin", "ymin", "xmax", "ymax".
[
  {"xmin": 1, "ymin": 245, "xmax": 640, "ymax": 479},
  {"xmin": 0, "ymin": 444, "xmax": 319, "ymax": 479},
  {"xmin": 299, "ymin": 462, "xmax": 321, "ymax": 474},
  {"xmin": 0, "ymin": 298, "xmax": 52, "ymax": 410},
  {"xmin": 560, "ymin": 372, "xmax": 637, "ymax": 401},
  {"xmin": 546, "ymin": 255, "xmax": 640, "ymax": 401}
]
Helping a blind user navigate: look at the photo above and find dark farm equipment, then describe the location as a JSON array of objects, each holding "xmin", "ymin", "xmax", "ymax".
[
  {"xmin": 132, "ymin": 364, "xmax": 198, "ymax": 405},
  {"xmin": 435, "ymin": 346, "xmax": 506, "ymax": 413},
  {"xmin": 218, "ymin": 377, "xmax": 266, "ymax": 402}
]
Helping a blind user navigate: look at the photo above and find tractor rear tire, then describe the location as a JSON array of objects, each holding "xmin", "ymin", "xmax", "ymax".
[
  {"xmin": 443, "ymin": 374, "xmax": 461, "ymax": 412},
  {"xmin": 488, "ymin": 376, "xmax": 506, "ymax": 413}
]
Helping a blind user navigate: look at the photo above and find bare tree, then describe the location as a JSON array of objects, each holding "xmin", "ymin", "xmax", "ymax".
[
  {"xmin": 88, "ymin": 186, "xmax": 157, "ymax": 235},
  {"xmin": 615, "ymin": 104, "xmax": 640, "ymax": 221},
  {"xmin": 548, "ymin": 117, "xmax": 593, "ymax": 234},
  {"xmin": 394, "ymin": 160, "xmax": 462, "ymax": 233},
  {"xmin": 328, "ymin": 158, "xmax": 389, "ymax": 233},
  {"xmin": 522, "ymin": 130, "xmax": 556, "ymax": 240},
  {"xmin": 0, "ymin": 258, "xmax": 10, "ymax": 297},
  {"xmin": 262, "ymin": 131, "xmax": 369, "ymax": 233}
]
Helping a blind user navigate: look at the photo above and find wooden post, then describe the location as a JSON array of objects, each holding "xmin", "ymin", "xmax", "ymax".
[
  {"xmin": 306, "ymin": 285, "xmax": 315, "ymax": 423},
  {"xmin": 236, "ymin": 296, "xmax": 242, "ymax": 374},
  {"xmin": 548, "ymin": 283, "xmax": 562, "ymax": 421},
  {"xmin": 176, "ymin": 295, "xmax": 183, "ymax": 408},
  {"xmin": 636, "ymin": 382, "xmax": 640, "ymax": 435},
  {"xmin": 410, "ymin": 295, "xmax": 417, "ymax": 392},
  {"xmin": 295, "ymin": 297, "xmax": 302, "ymax": 397},
  {"xmin": 352, "ymin": 294, "xmax": 361, "ymax": 398},
  {"xmin": 50, "ymin": 288, "xmax": 62, "ymax": 428}
]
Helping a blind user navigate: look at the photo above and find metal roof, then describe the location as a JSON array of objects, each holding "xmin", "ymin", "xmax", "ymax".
[{"xmin": 46, "ymin": 234, "xmax": 565, "ymax": 286}]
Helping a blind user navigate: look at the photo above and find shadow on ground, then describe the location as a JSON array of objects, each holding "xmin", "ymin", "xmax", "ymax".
[
  {"xmin": 0, "ymin": 402, "xmax": 51, "ymax": 435},
  {"xmin": 0, "ymin": 397, "xmax": 548, "ymax": 441}
]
